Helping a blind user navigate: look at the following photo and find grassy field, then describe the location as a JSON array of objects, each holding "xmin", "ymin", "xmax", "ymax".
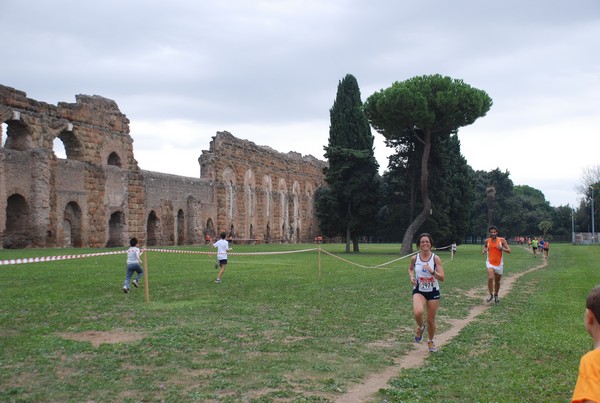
[{"xmin": 0, "ymin": 242, "xmax": 598, "ymax": 402}]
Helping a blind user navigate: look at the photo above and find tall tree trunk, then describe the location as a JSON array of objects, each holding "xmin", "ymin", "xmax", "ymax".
[
  {"xmin": 486, "ymin": 186, "xmax": 496, "ymax": 229},
  {"xmin": 400, "ymin": 130, "xmax": 432, "ymax": 255},
  {"xmin": 409, "ymin": 171, "xmax": 416, "ymax": 222},
  {"xmin": 345, "ymin": 202, "xmax": 351, "ymax": 253}
]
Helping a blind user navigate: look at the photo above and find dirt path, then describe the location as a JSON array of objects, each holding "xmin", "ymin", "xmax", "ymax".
[{"xmin": 336, "ymin": 253, "xmax": 547, "ymax": 403}]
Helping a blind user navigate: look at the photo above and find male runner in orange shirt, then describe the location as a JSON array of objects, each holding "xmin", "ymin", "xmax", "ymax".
[{"xmin": 483, "ymin": 225, "xmax": 511, "ymax": 303}]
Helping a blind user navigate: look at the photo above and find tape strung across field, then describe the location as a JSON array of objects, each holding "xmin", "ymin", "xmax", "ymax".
[
  {"xmin": 0, "ymin": 247, "xmax": 317, "ymax": 266},
  {"xmin": 144, "ymin": 248, "xmax": 319, "ymax": 256},
  {"xmin": 0, "ymin": 250, "xmax": 127, "ymax": 266},
  {"xmin": 0, "ymin": 245, "xmax": 452, "ymax": 268}
]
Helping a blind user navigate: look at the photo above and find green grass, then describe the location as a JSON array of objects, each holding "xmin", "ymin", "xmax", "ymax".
[{"xmin": 0, "ymin": 242, "xmax": 597, "ymax": 402}]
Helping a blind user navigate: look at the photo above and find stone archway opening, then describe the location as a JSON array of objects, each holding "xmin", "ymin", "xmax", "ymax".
[
  {"xmin": 107, "ymin": 211, "xmax": 125, "ymax": 247},
  {"xmin": 63, "ymin": 201, "xmax": 83, "ymax": 247},
  {"xmin": 56, "ymin": 129, "xmax": 84, "ymax": 160},
  {"xmin": 206, "ymin": 218, "xmax": 214, "ymax": 237},
  {"xmin": 107, "ymin": 152, "xmax": 122, "ymax": 167},
  {"xmin": 177, "ymin": 209, "xmax": 185, "ymax": 245},
  {"xmin": 4, "ymin": 194, "xmax": 30, "ymax": 249},
  {"xmin": 147, "ymin": 211, "xmax": 161, "ymax": 246}
]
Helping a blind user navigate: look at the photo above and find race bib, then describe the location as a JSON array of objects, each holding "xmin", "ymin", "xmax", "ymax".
[{"xmin": 418, "ymin": 276, "xmax": 434, "ymax": 292}]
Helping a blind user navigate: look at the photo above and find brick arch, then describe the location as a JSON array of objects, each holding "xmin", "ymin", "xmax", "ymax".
[
  {"xmin": 146, "ymin": 210, "xmax": 161, "ymax": 246},
  {"xmin": 62, "ymin": 201, "xmax": 83, "ymax": 247},
  {"xmin": 277, "ymin": 178, "xmax": 288, "ymax": 241},
  {"xmin": 205, "ymin": 218, "xmax": 215, "ymax": 240},
  {"xmin": 305, "ymin": 182, "xmax": 315, "ymax": 240},
  {"xmin": 3, "ymin": 193, "xmax": 30, "ymax": 248},
  {"xmin": 244, "ymin": 168, "xmax": 256, "ymax": 239},
  {"xmin": 305, "ymin": 182, "xmax": 315, "ymax": 214},
  {"xmin": 292, "ymin": 181, "xmax": 301, "ymax": 242},
  {"xmin": 222, "ymin": 166, "xmax": 236, "ymax": 225},
  {"xmin": 56, "ymin": 127, "xmax": 86, "ymax": 161},
  {"xmin": 107, "ymin": 151, "xmax": 122, "ymax": 167},
  {"xmin": 262, "ymin": 174, "xmax": 273, "ymax": 241},
  {"xmin": 107, "ymin": 211, "xmax": 125, "ymax": 247},
  {"xmin": 176, "ymin": 209, "xmax": 185, "ymax": 245}
]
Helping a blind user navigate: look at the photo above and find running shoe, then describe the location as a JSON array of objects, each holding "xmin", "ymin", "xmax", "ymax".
[
  {"xmin": 494, "ymin": 295, "xmax": 499, "ymax": 303},
  {"xmin": 123, "ymin": 286, "xmax": 129, "ymax": 293},
  {"xmin": 427, "ymin": 340, "xmax": 437, "ymax": 352},
  {"xmin": 486, "ymin": 294, "xmax": 494, "ymax": 303},
  {"xmin": 215, "ymin": 278, "xmax": 221, "ymax": 284},
  {"xmin": 132, "ymin": 279, "xmax": 139, "ymax": 288},
  {"xmin": 415, "ymin": 324, "xmax": 425, "ymax": 343}
]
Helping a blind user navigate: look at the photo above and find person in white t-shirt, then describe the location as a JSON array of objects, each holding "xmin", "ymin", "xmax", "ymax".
[
  {"xmin": 213, "ymin": 232, "xmax": 232, "ymax": 284},
  {"xmin": 123, "ymin": 238, "xmax": 143, "ymax": 293}
]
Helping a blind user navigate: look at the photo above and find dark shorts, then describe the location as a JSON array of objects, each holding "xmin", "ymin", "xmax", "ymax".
[
  {"xmin": 218, "ymin": 259, "xmax": 228, "ymax": 265},
  {"xmin": 412, "ymin": 287, "xmax": 440, "ymax": 301}
]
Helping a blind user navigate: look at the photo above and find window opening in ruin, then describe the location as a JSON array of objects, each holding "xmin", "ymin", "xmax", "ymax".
[
  {"xmin": 53, "ymin": 137, "xmax": 67, "ymax": 159},
  {"xmin": 4, "ymin": 194, "xmax": 30, "ymax": 249},
  {"xmin": 107, "ymin": 212, "xmax": 124, "ymax": 247},
  {"xmin": 55, "ymin": 130, "xmax": 84, "ymax": 160},
  {"xmin": 1, "ymin": 122, "xmax": 6, "ymax": 148},
  {"xmin": 107, "ymin": 152, "xmax": 122, "ymax": 167}
]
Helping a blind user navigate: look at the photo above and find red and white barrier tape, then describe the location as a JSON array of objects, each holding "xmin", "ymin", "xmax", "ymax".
[
  {"xmin": 0, "ymin": 247, "xmax": 319, "ymax": 266},
  {"xmin": 143, "ymin": 248, "xmax": 318, "ymax": 256},
  {"xmin": 1, "ymin": 244, "xmax": 451, "ymax": 267},
  {"xmin": 0, "ymin": 250, "xmax": 126, "ymax": 266}
]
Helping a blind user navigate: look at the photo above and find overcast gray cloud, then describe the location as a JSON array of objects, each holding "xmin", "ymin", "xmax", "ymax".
[{"xmin": 2, "ymin": 0, "xmax": 599, "ymax": 207}]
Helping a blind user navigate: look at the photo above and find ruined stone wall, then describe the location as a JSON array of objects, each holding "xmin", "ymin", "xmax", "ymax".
[
  {"xmin": 0, "ymin": 84, "xmax": 326, "ymax": 249},
  {"xmin": 142, "ymin": 171, "xmax": 214, "ymax": 245},
  {"xmin": 199, "ymin": 132, "xmax": 326, "ymax": 242}
]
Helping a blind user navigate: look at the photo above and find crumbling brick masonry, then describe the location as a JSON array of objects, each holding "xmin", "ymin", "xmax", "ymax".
[{"xmin": 0, "ymin": 84, "xmax": 326, "ymax": 248}]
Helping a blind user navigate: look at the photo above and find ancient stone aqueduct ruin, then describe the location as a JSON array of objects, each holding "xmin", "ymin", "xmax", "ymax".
[{"xmin": 0, "ymin": 84, "xmax": 327, "ymax": 249}]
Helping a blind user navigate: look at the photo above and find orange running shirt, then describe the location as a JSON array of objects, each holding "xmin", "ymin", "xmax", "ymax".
[{"xmin": 486, "ymin": 237, "xmax": 504, "ymax": 267}]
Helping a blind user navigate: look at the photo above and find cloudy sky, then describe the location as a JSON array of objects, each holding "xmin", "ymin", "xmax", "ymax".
[{"xmin": 2, "ymin": 0, "xmax": 598, "ymax": 207}]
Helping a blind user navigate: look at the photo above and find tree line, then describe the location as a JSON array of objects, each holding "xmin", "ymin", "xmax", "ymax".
[{"xmin": 316, "ymin": 74, "xmax": 596, "ymax": 252}]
